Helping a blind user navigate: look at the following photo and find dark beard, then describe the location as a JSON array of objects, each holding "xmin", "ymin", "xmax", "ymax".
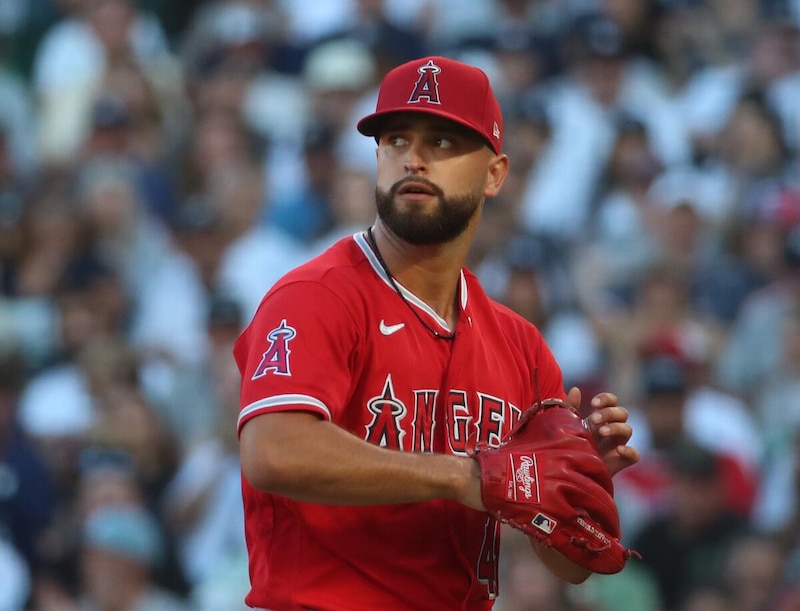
[{"xmin": 375, "ymin": 177, "xmax": 482, "ymax": 245}]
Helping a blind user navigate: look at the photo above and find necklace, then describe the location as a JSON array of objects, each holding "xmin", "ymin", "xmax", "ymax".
[{"xmin": 366, "ymin": 227, "xmax": 456, "ymax": 340}]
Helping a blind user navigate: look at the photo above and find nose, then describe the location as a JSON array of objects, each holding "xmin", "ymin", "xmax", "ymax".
[{"xmin": 403, "ymin": 139, "xmax": 427, "ymax": 174}]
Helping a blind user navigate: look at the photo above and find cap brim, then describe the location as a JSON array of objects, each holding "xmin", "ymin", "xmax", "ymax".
[{"xmin": 357, "ymin": 107, "xmax": 498, "ymax": 154}]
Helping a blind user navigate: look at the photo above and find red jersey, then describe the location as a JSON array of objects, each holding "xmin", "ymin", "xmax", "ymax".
[{"xmin": 234, "ymin": 232, "xmax": 566, "ymax": 611}]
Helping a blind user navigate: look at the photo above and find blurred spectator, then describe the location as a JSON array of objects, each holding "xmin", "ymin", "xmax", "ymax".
[
  {"xmin": 212, "ymin": 160, "xmax": 309, "ymax": 321},
  {"xmin": 630, "ymin": 441, "xmax": 753, "ymax": 611},
  {"xmin": 76, "ymin": 159, "xmax": 177, "ymax": 302},
  {"xmin": 520, "ymin": 11, "xmax": 690, "ymax": 239},
  {"xmin": 688, "ymin": 188, "xmax": 785, "ymax": 324},
  {"xmin": 175, "ymin": 108, "xmax": 264, "ymax": 203},
  {"xmin": 570, "ymin": 117, "xmax": 666, "ymax": 316},
  {"xmin": 0, "ymin": 57, "xmax": 38, "ymax": 177},
  {"xmin": 720, "ymin": 534, "xmax": 788, "ymax": 611},
  {"xmin": 268, "ymin": 122, "xmax": 338, "ymax": 242},
  {"xmin": 318, "ymin": 0, "xmax": 427, "ymax": 74},
  {"xmin": 33, "ymin": 0, "xmax": 176, "ymax": 165},
  {"xmin": 0, "ymin": 350, "xmax": 55, "ymax": 604},
  {"xmin": 16, "ymin": 291, "xmax": 101, "ymax": 448},
  {"xmin": 14, "ymin": 189, "xmax": 90, "ymax": 301},
  {"xmin": 715, "ymin": 223, "xmax": 800, "ymax": 400},
  {"xmin": 303, "ymin": 37, "xmax": 378, "ymax": 135},
  {"xmin": 70, "ymin": 160, "xmax": 211, "ymax": 411},
  {"xmin": 75, "ymin": 503, "xmax": 190, "ymax": 610},
  {"xmin": 616, "ymin": 350, "xmax": 759, "ymax": 540},
  {"xmin": 602, "ymin": 0, "xmax": 662, "ymax": 60},
  {"xmin": 478, "ymin": 231, "xmax": 602, "ymax": 395},
  {"xmin": 696, "ymin": 90, "xmax": 797, "ymax": 237},
  {"xmin": 276, "ymin": 0, "xmax": 358, "ymax": 44},
  {"xmin": 676, "ymin": 533, "xmax": 790, "ymax": 611},
  {"xmin": 385, "ymin": 0, "xmax": 508, "ymax": 52},
  {"xmin": 679, "ymin": 14, "xmax": 800, "ymax": 158},
  {"xmin": 310, "ymin": 166, "xmax": 379, "ymax": 255},
  {"xmin": 590, "ymin": 261, "xmax": 725, "ymax": 401},
  {"xmin": 751, "ymin": 299, "xmax": 800, "ymax": 531},
  {"xmin": 76, "ymin": 83, "xmax": 182, "ymax": 224},
  {"xmin": 162, "ymin": 296, "xmax": 249, "ymax": 608},
  {"xmin": 182, "ymin": 1, "xmax": 307, "ymax": 149}
]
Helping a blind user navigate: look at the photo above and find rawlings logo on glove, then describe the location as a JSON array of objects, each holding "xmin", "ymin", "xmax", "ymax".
[
  {"xmin": 472, "ymin": 398, "xmax": 638, "ymax": 574},
  {"xmin": 512, "ymin": 455, "xmax": 539, "ymax": 501}
]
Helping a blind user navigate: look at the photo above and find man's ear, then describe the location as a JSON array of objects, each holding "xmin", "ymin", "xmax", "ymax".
[{"xmin": 484, "ymin": 154, "xmax": 510, "ymax": 198}]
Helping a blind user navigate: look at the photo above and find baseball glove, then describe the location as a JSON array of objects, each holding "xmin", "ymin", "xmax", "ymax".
[{"xmin": 472, "ymin": 398, "xmax": 636, "ymax": 574}]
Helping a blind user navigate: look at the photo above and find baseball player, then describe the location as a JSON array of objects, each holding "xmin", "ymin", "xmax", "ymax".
[{"xmin": 235, "ymin": 56, "xmax": 639, "ymax": 610}]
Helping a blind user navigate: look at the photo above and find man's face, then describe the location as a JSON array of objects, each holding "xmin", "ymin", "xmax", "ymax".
[{"xmin": 374, "ymin": 113, "xmax": 500, "ymax": 245}]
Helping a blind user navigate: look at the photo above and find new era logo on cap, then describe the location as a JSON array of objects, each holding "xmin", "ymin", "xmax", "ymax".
[{"xmin": 357, "ymin": 56, "xmax": 503, "ymax": 154}]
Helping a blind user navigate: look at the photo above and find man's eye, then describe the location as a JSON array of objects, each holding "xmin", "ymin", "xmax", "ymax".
[
  {"xmin": 435, "ymin": 137, "xmax": 453, "ymax": 149},
  {"xmin": 389, "ymin": 135, "xmax": 408, "ymax": 146}
]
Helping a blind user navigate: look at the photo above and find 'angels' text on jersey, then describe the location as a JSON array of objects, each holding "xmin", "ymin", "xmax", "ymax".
[{"xmin": 364, "ymin": 374, "xmax": 523, "ymax": 453}]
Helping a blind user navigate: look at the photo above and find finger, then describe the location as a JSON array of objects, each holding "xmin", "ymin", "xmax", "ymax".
[
  {"xmin": 588, "ymin": 406, "xmax": 629, "ymax": 426},
  {"xmin": 615, "ymin": 444, "xmax": 639, "ymax": 462},
  {"xmin": 596, "ymin": 421, "xmax": 632, "ymax": 438},
  {"xmin": 590, "ymin": 392, "xmax": 618, "ymax": 409},
  {"xmin": 566, "ymin": 386, "xmax": 582, "ymax": 411},
  {"xmin": 607, "ymin": 446, "xmax": 640, "ymax": 476}
]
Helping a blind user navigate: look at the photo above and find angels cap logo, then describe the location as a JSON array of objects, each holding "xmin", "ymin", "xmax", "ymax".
[
  {"xmin": 252, "ymin": 319, "xmax": 296, "ymax": 379},
  {"xmin": 408, "ymin": 60, "xmax": 442, "ymax": 105}
]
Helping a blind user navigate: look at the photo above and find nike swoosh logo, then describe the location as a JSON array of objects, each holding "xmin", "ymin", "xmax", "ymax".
[{"xmin": 379, "ymin": 320, "xmax": 405, "ymax": 336}]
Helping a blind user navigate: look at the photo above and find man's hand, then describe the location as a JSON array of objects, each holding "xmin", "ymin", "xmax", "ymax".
[{"xmin": 566, "ymin": 388, "xmax": 639, "ymax": 477}]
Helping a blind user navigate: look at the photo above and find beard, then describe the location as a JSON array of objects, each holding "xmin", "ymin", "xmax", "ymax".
[{"xmin": 375, "ymin": 177, "xmax": 483, "ymax": 245}]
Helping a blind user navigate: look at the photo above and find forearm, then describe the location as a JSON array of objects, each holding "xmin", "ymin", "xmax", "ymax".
[{"xmin": 240, "ymin": 412, "xmax": 482, "ymax": 508}]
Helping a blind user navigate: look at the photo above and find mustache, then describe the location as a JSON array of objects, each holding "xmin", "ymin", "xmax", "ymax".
[{"xmin": 390, "ymin": 176, "xmax": 444, "ymax": 199}]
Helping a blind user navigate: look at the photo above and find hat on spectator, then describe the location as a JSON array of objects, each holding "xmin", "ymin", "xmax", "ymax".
[
  {"xmin": 570, "ymin": 13, "xmax": 627, "ymax": 59},
  {"xmin": 211, "ymin": 3, "xmax": 275, "ymax": 47},
  {"xmin": 641, "ymin": 353, "xmax": 689, "ymax": 396},
  {"xmin": 18, "ymin": 369, "xmax": 96, "ymax": 438},
  {"xmin": 91, "ymin": 93, "xmax": 130, "ymax": 130},
  {"xmin": 503, "ymin": 232, "xmax": 552, "ymax": 273},
  {"xmin": 668, "ymin": 441, "xmax": 719, "ymax": 481},
  {"xmin": 357, "ymin": 56, "xmax": 503, "ymax": 154},
  {"xmin": 305, "ymin": 39, "xmax": 377, "ymax": 92},
  {"xmin": 208, "ymin": 293, "xmax": 243, "ymax": 328},
  {"xmin": 83, "ymin": 504, "xmax": 164, "ymax": 567}
]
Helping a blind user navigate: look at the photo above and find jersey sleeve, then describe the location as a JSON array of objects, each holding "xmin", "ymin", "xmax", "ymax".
[
  {"xmin": 233, "ymin": 279, "xmax": 362, "ymax": 434},
  {"xmin": 510, "ymin": 314, "xmax": 567, "ymax": 404},
  {"xmin": 533, "ymin": 332, "xmax": 567, "ymax": 401}
]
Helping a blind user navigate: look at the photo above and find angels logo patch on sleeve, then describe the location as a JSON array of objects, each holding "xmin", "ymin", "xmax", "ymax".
[{"xmin": 252, "ymin": 319, "xmax": 296, "ymax": 379}]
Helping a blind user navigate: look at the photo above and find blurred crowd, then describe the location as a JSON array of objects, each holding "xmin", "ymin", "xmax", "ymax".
[{"xmin": 1, "ymin": 0, "xmax": 800, "ymax": 610}]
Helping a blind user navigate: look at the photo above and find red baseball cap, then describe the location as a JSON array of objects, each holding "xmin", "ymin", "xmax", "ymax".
[{"xmin": 357, "ymin": 56, "xmax": 503, "ymax": 154}]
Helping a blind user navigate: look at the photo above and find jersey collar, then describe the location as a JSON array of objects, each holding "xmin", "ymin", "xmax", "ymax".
[{"xmin": 353, "ymin": 231, "xmax": 468, "ymax": 332}]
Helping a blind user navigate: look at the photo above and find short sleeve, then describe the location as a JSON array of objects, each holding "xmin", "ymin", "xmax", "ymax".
[{"xmin": 233, "ymin": 280, "xmax": 362, "ymax": 433}]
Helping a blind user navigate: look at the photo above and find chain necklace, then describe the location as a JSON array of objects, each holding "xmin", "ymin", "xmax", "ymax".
[{"xmin": 366, "ymin": 226, "xmax": 456, "ymax": 340}]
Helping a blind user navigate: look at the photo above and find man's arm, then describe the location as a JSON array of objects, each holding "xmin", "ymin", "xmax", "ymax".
[
  {"xmin": 240, "ymin": 410, "xmax": 598, "ymax": 584},
  {"xmin": 239, "ymin": 411, "xmax": 482, "ymax": 507}
]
